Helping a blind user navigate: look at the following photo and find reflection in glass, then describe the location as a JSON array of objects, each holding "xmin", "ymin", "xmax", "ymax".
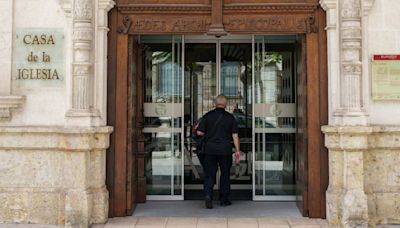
[
  {"xmin": 140, "ymin": 35, "xmax": 183, "ymax": 197},
  {"xmin": 221, "ymin": 43, "xmax": 253, "ymax": 190},
  {"xmin": 184, "ymin": 44, "xmax": 217, "ymax": 193},
  {"xmin": 145, "ymin": 133, "xmax": 182, "ymax": 195},
  {"xmin": 254, "ymin": 36, "xmax": 296, "ymax": 196}
]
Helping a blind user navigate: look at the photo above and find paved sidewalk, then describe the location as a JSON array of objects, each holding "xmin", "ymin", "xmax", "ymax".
[
  {"xmin": 97, "ymin": 217, "xmax": 331, "ymax": 228},
  {"xmin": 0, "ymin": 218, "xmax": 330, "ymax": 228},
  {"xmin": 1, "ymin": 217, "xmax": 399, "ymax": 227}
]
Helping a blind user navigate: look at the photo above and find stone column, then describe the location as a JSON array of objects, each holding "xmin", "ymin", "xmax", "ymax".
[{"xmin": 66, "ymin": 0, "xmax": 100, "ymax": 126}]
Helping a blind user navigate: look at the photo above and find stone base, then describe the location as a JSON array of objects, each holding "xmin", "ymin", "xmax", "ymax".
[
  {"xmin": 323, "ymin": 125, "xmax": 400, "ymax": 227},
  {"xmin": 0, "ymin": 126, "xmax": 113, "ymax": 227}
]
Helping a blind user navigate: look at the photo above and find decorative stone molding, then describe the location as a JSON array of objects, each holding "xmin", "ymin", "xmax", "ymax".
[
  {"xmin": 0, "ymin": 126, "xmax": 113, "ymax": 227},
  {"xmin": 0, "ymin": 96, "xmax": 25, "ymax": 121},
  {"xmin": 320, "ymin": 0, "xmax": 337, "ymax": 30},
  {"xmin": 362, "ymin": 0, "xmax": 375, "ymax": 16},
  {"xmin": 99, "ymin": 0, "xmax": 116, "ymax": 12},
  {"xmin": 59, "ymin": 0, "xmax": 72, "ymax": 17},
  {"xmin": 320, "ymin": 0, "xmax": 337, "ymax": 11}
]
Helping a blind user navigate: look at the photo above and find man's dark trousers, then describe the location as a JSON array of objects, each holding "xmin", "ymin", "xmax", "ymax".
[{"xmin": 203, "ymin": 153, "xmax": 232, "ymax": 202}]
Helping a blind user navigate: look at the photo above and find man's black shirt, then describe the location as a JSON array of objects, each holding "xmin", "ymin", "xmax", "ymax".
[{"xmin": 197, "ymin": 108, "xmax": 239, "ymax": 155}]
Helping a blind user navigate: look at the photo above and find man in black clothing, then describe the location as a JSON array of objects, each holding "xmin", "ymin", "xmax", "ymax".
[{"xmin": 197, "ymin": 95, "xmax": 241, "ymax": 209}]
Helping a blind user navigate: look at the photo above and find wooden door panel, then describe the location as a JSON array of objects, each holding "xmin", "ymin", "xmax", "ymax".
[
  {"xmin": 318, "ymin": 8, "xmax": 329, "ymax": 219},
  {"xmin": 107, "ymin": 7, "xmax": 118, "ymax": 217},
  {"xmin": 114, "ymin": 31, "xmax": 129, "ymax": 216},
  {"xmin": 126, "ymin": 36, "xmax": 138, "ymax": 214},
  {"xmin": 296, "ymin": 34, "xmax": 308, "ymax": 216}
]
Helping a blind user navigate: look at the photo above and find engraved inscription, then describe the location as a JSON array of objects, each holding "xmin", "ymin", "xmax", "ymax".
[
  {"xmin": 132, "ymin": 20, "xmax": 167, "ymax": 32},
  {"xmin": 129, "ymin": 18, "xmax": 211, "ymax": 33},
  {"xmin": 171, "ymin": 19, "xmax": 210, "ymax": 32},
  {"xmin": 126, "ymin": 15, "xmax": 311, "ymax": 34},
  {"xmin": 224, "ymin": 16, "xmax": 307, "ymax": 33}
]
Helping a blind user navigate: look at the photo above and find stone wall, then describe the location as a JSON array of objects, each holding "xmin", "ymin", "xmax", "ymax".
[
  {"xmin": 368, "ymin": 0, "xmax": 400, "ymax": 125},
  {"xmin": 0, "ymin": 0, "xmax": 114, "ymax": 226},
  {"xmin": 323, "ymin": 126, "xmax": 400, "ymax": 227},
  {"xmin": 0, "ymin": 126, "xmax": 112, "ymax": 227},
  {"xmin": 0, "ymin": 0, "xmax": 69, "ymax": 126}
]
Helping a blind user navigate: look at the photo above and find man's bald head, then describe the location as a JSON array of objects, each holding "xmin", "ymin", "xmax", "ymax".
[{"xmin": 215, "ymin": 95, "xmax": 227, "ymax": 109}]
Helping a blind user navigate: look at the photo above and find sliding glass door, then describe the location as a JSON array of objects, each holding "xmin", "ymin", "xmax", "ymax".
[
  {"xmin": 140, "ymin": 35, "xmax": 297, "ymax": 201},
  {"xmin": 141, "ymin": 35, "xmax": 184, "ymax": 200},
  {"xmin": 253, "ymin": 36, "xmax": 297, "ymax": 200}
]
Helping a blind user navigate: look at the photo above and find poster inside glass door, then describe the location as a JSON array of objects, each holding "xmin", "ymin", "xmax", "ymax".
[{"xmin": 140, "ymin": 35, "xmax": 297, "ymax": 201}]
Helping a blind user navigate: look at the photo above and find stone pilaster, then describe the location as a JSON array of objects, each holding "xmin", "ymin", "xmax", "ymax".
[
  {"xmin": 65, "ymin": 0, "xmax": 115, "ymax": 127},
  {"xmin": 323, "ymin": 126, "xmax": 370, "ymax": 227},
  {"xmin": 320, "ymin": 0, "xmax": 338, "ymax": 123},
  {"xmin": 65, "ymin": 0, "xmax": 99, "ymax": 126},
  {"xmin": 95, "ymin": 0, "xmax": 116, "ymax": 125},
  {"xmin": 331, "ymin": 0, "xmax": 368, "ymax": 125},
  {"xmin": 0, "ymin": 0, "xmax": 25, "ymax": 122}
]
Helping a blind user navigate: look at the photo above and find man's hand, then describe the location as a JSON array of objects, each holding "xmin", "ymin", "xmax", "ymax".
[
  {"xmin": 234, "ymin": 151, "xmax": 240, "ymax": 164},
  {"xmin": 232, "ymin": 133, "xmax": 240, "ymax": 164}
]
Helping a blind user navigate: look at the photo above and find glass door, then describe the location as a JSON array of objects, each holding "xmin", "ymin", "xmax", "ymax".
[
  {"xmin": 139, "ymin": 35, "xmax": 298, "ymax": 201},
  {"xmin": 141, "ymin": 35, "xmax": 184, "ymax": 200},
  {"xmin": 184, "ymin": 36, "xmax": 253, "ymax": 199},
  {"xmin": 183, "ymin": 42, "xmax": 217, "ymax": 198},
  {"xmin": 220, "ymin": 42, "xmax": 253, "ymax": 198},
  {"xmin": 253, "ymin": 35, "xmax": 297, "ymax": 201}
]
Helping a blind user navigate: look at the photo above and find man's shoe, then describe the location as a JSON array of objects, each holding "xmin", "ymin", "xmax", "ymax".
[
  {"xmin": 220, "ymin": 200, "xmax": 232, "ymax": 207},
  {"xmin": 205, "ymin": 196, "xmax": 213, "ymax": 209}
]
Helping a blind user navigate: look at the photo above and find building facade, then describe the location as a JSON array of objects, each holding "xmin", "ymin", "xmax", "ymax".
[{"xmin": 0, "ymin": 0, "xmax": 399, "ymax": 227}]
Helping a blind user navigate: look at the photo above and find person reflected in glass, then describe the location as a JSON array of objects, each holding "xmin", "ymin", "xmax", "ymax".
[{"xmin": 197, "ymin": 95, "xmax": 241, "ymax": 209}]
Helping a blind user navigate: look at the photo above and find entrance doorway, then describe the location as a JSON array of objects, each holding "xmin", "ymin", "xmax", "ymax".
[
  {"xmin": 106, "ymin": 1, "xmax": 328, "ymax": 218},
  {"xmin": 140, "ymin": 35, "xmax": 297, "ymax": 201}
]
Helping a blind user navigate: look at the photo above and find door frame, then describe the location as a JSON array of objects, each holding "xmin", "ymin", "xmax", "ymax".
[{"xmin": 107, "ymin": 2, "xmax": 328, "ymax": 218}]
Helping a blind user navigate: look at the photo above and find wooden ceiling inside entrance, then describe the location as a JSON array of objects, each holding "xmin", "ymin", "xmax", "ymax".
[{"xmin": 115, "ymin": 0, "xmax": 321, "ymax": 35}]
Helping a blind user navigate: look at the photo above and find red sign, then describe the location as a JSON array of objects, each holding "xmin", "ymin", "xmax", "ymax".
[{"xmin": 373, "ymin": 55, "xmax": 400, "ymax": 61}]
